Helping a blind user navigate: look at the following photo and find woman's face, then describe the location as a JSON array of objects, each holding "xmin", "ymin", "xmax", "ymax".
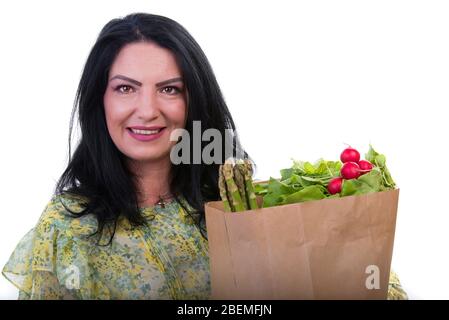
[{"xmin": 104, "ymin": 41, "xmax": 187, "ymax": 165}]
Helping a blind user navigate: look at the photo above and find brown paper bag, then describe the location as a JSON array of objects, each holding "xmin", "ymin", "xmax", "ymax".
[{"xmin": 205, "ymin": 189, "xmax": 399, "ymax": 300}]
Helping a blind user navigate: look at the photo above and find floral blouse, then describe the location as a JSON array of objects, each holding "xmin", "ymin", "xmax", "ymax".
[
  {"xmin": 2, "ymin": 193, "xmax": 211, "ymax": 299},
  {"xmin": 2, "ymin": 193, "xmax": 407, "ymax": 300}
]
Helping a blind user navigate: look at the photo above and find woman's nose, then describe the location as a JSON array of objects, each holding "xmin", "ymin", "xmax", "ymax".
[{"xmin": 135, "ymin": 90, "xmax": 160, "ymax": 120}]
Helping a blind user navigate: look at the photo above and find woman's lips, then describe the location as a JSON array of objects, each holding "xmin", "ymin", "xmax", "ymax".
[{"xmin": 127, "ymin": 127, "xmax": 166, "ymax": 142}]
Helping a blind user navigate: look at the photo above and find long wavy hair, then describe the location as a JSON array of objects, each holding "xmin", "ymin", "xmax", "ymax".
[{"xmin": 54, "ymin": 12, "xmax": 252, "ymax": 244}]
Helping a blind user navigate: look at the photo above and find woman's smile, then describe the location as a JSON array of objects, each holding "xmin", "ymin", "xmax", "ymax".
[{"xmin": 126, "ymin": 126, "xmax": 167, "ymax": 142}]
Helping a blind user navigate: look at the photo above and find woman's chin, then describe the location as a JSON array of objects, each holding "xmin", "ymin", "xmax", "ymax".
[{"xmin": 128, "ymin": 151, "xmax": 172, "ymax": 164}]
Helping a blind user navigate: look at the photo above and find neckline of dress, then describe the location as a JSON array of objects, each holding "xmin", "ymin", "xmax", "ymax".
[{"xmin": 139, "ymin": 198, "xmax": 177, "ymax": 211}]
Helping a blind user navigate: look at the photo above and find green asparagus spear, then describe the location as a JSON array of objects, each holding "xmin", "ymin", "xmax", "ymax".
[
  {"xmin": 243, "ymin": 159, "xmax": 259, "ymax": 210},
  {"xmin": 219, "ymin": 164, "xmax": 232, "ymax": 212},
  {"xmin": 223, "ymin": 160, "xmax": 246, "ymax": 212},
  {"xmin": 234, "ymin": 162, "xmax": 249, "ymax": 210}
]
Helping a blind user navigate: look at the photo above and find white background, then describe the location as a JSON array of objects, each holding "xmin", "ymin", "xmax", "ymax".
[{"xmin": 1, "ymin": 0, "xmax": 448, "ymax": 299}]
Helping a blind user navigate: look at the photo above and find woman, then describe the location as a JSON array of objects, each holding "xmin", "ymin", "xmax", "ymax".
[
  {"xmin": 2, "ymin": 12, "xmax": 247, "ymax": 299},
  {"xmin": 2, "ymin": 12, "xmax": 407, "ymax": 300}
]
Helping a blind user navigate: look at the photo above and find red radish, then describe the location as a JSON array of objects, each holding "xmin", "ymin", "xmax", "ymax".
[
  {"xmin": 340, "ymin": 147, "xmax": 360, "ymax": 163},
  {"xmin": 358, "ymin": 160, "xmax": 373, "ymax": 175},
  {"xmin": 327, "ymin": 177, "xmax": 343, "ymax": 195},
  {"xmin": 341, "ymin": 162, "xmax": 361, "ymax": 180}
]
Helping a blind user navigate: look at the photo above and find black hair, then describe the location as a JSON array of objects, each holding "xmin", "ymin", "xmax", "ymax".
[{"xmin": 54, "ymin": 12, "xmax": 253, "ymax": 245}]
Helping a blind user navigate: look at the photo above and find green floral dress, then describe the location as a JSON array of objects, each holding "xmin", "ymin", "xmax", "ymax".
[
  {"xmin": 2, "ymin": 193, "xmax": 407, "ymax": 300},
  {"xmin": 2, "ymin": 193, "xmax": 211, "ymax": 299}
]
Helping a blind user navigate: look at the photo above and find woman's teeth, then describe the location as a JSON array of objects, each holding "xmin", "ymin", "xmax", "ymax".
[{"xmin": 130, "ymin": 128, "xmax": 162, "ymax": 135}]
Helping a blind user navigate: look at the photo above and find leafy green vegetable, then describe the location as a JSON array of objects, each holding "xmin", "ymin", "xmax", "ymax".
[
  {"xmin": 365, "ymin": 145, "xmax": 396, "ymax": 189},
  {"xmin": 341, "ymin": 168, "xmax": 383, "ymax": 196},
  {"xmin": 282, "ymin": 185, "xmax": 327, "ymax": 205},
  {"xmin": 256, "ymin": 145, "xmax": 396, "ymax": 208},
  {"xmin": 254, "ymin": 182, "xmax": 268, "ymax": 195}
]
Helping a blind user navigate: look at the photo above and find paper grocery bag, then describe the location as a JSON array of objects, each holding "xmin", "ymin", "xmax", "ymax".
[{"xmin": 204, "ymin": 189, "xmax": 399, "ymax": 300}]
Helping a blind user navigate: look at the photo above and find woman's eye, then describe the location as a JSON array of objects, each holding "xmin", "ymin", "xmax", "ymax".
[
  {"xmin": 161, "ymin": 86, "xmax": 181, "ymax": 95},
  {"xmin": 114, "ymin": 85, "xmax": 134, "ymax": 94}
]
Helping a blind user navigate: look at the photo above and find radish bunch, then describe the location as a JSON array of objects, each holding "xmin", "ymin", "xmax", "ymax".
[{"xmin": 327, "ymin": 147, "xmax": 374, "ymax": 195}]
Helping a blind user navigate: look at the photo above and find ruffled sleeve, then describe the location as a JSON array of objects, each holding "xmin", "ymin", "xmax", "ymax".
[
  {"xmin": 387, "ymin": 270, "xmax": 409, "ymax": 300},
  {"xmin": 2, "ymin": 194, "xmax": 99, "ymax": 300}
]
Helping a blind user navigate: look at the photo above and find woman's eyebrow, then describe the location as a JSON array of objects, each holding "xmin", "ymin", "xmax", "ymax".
[
  {"xmin": 155, "ymin": 77, "xmax": 183, "ymax": 87},
  {"xmin": 109, "ymin": 75, "xmax": 142, "ymax": 86},
  {"xmin": 109, "ymin": 75, "xmax": 183, "ymax": 87}
]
